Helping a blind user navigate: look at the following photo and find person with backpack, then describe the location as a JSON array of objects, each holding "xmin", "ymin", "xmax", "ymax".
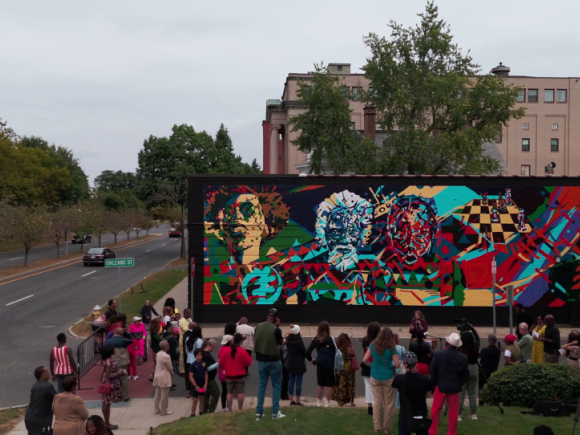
[
  {"xmin": 284, "ymin": 324, "xmax": 307, "ymax": 406},
  {"xmin": 306, "ymin": 321, "xmax": 337, "ymax": 408}
]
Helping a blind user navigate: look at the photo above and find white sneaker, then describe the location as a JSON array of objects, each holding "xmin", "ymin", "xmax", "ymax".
[
  {"xmin": 272, "ymin": 411, "xmax": 286, "ymax": 419},
  {"xmin": 134, "ymin": 375, "xmax": 139, "ymax": 381},
  {"xmin": 323, "ymin": 399, "xmax": 330, "ymax": 408},
  {"xmin": 458, "ymin": 415, "xmax": 463, "ymax": 422},
  {"xmin": 317, "ymin": 399, "xmax": 323, "ymax": 407},
  {"xmin": 256, "ymin": 413, "xmax": 264, "ymax": 421},
  {"xmin": 469, "ymin": 414, "xmax": 478, "ymax": 420}
]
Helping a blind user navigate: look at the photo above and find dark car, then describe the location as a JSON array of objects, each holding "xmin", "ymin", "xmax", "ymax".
[
  {"xmin": 83, "ymin": 247, "xmax": 115, "ymax": 266},
  {"xmin": 72, "ymin": 234, "xmax": 92, "ymax": 244},
  {"xmin": 168, "ymin": 227, "xmax": 181, "ymax": 237}
]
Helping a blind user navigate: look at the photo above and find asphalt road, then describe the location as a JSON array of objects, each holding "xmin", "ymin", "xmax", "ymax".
[
  {"xmin": 0, "ymin": 223, "xmax": 174, "ymax": 270},
  {"xmin": 0, "ymin": 233, "xmax": 183, "ymax": 407}
]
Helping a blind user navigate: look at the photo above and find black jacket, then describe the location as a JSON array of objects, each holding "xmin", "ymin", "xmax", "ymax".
[
  {"xmin": 409, "ymin": 340, "xmax": 433, "ymax": 364},
  {"xmin": 285, "ymin": 334, "xmax": 307, "ymax": 374},
  {"xmin": 140, "ymin": 305, "xmax": 159, "ymax": 323},
  {"xmin": 163, "ymin": 332, "xmax": 179, "ymax": 361},
  {"xmin": 306, "ymin": 336, "xmax": 335, "ymax": 361},
  {"xmin": 479, "ymin": 345, "xmax": 501, "ymax": 374},
  {"xmin": 25, "ymin": 380, "xmax": 57, "ymax": 434},
  {"xmin": 430, "ymin": 347, "xmax": 469, "ymax": 394}
]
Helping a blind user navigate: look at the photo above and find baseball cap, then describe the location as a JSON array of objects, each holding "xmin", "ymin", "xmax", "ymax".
[{"xmin": 267, "ymin": 308, "xmax": 278, "ymax": 318}]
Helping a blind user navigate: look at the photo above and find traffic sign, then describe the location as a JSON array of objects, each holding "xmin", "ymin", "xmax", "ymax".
[{"xmin": 105, "ymin": 258, "xmax": 135, "ymax": 268}]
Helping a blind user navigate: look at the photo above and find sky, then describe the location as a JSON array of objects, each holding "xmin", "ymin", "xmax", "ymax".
[{"xmin": 2, "ymin": 0, "xmax": 580, "ymax": 185}]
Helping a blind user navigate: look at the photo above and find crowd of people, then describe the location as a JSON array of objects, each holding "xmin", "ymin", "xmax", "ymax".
[{"xmin": 25, "ymin": 301, "xmax": 576, "ymax": 435}]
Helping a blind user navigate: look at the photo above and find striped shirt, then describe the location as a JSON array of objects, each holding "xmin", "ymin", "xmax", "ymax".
[{"xmin": 52, "ymin": 346, "xmax": 73, "ymax": 375}]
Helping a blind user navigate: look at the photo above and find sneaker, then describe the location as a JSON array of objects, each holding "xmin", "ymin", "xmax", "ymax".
[
  {"xmin": 290, "ymin": 401, "xmax": 296, "ymax": 406},
  {"xmin": 134, "ymin": 376, "xmax": 139, "ymax": 381},
  {"xmin": 256, "ymin": 413, "xmax": 264, "ymax": 421},
  {"xmin": 190, "ymin": 415, "xmax": 195, "ymax": 418},
  {"xmin": 317, "ymin": 399, "xmax": 323, "ymax": 407},
  {"xmin": 469, "ymin": 414, "xmax": 478, "ymax": 420},
  {"xmin": 272, "ymin": 411, "xmax": 286, "ymax": 419},
  {"xmin": 222, "ymin": 408, "xmax": 229, "ymax": 412},
  {"xmin": 458, "ymin": 416, "xmax": 463, "ymax": 422},
  {"xmin": 323, "ymin": 399, "xmax": 330, "ymax": 408},
  {"xmin": 294, "ymin": 402, "xmax": 304, "ymax": 406}
]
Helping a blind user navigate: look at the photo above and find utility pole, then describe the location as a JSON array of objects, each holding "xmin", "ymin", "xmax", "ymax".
[
  {"xmin": 492, "ymin": 258, "xmax": 497, "ymax": 334},
  {"xmin": 507, "ymin": 285, "xmax": 514, "ymax": 335}
]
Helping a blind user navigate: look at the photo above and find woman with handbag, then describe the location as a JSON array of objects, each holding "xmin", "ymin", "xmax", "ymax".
[
  {"xmin": 332, "ymin": 333, "xmax": 357, "ymax": 407},
  {"xmin": 391, "ymin": 352, "xmax": 433, "ymax": 435},
  {"xmin": 100, "ymin": 345, "xmax": 124, "ymax": 430},
  {"xmin": 306, "ymin": 321, "xmax": 336, "ymax": 408},
  {"xmin": 362, "ymin": 326, "xmax": 400, "ymax": 434},
  {"xmin": 362, "ymin": 322, "xmax": 380, "ymax": 416}
]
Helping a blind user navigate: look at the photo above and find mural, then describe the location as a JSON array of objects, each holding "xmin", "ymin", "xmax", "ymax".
[{"xmin": 203, "ymin": 184, "xmax": 580, "ymax": 307}]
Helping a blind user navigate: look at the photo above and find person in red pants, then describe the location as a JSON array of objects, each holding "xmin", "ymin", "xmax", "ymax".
[{"xmin": 429, "ymin": 333, "xmax": 469, "ymax": 435}]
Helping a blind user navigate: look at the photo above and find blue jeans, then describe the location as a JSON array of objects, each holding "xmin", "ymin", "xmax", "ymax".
[
  {"xmin": 55, "ymin": 374, "xmax": 72, "ymax": 394},
  {"xmin": 256, "ymin": 360, "xmax": 282, "ymax": 415},
  {"xmin": 287, "ymin": 373, "xmax": 303, "ymax": 398},
  {"xmin": 398, "ymin": 416, "xmax": 428, "ymax": 435}
]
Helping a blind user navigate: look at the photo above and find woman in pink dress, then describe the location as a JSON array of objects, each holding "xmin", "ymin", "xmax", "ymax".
[{"xmin": 129, "ymin": 317, "xmax": 147, "ymax": 369}]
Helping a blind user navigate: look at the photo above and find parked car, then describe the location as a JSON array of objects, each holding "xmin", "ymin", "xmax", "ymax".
[
  {"xmin": 168, "ymin": 228, "xmax": 181, "ymax": 237},
  {"xmin": 72, "ymin": 234, "xmax": 92, "ymax": 244},
  {"xmin": 83, "ymin": 247, "xmax": 115, "ymax": 266}
]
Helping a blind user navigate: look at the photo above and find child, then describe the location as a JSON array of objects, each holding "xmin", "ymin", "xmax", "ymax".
[{"xmin": 189, "ymin": 348, "xmax": 208, "ymax": 417}]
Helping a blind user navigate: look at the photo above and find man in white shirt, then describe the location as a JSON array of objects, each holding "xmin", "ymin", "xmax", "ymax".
[{"xmin": 236, "ymin": 317, "xmax": 255, "ymax": 357}]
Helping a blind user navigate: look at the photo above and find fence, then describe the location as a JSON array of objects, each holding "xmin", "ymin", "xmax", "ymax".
[{"xmin": 77, "ymin": 328, "xmax": 106, "ymax": 389}]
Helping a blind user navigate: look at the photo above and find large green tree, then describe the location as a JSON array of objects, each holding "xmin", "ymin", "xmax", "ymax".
[
  {"xmin": 363, "ymin": 2, "xmax": 525, "ymax": 175},
  {"xmin": 0, "ymin": 204, "xmax": 49, "ymax": 266}
]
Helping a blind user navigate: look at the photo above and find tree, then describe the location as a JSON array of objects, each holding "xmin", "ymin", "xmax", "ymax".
[
  {"xmin": 288, "ymin": 64, "xmax": 361, "ymax": 175},
  {"xmin": 94, "ymin": 170, "xmax": 137, "ymax": 192},
  {"xmin": 362, "ymin": 2, "xmax": 525, "ymax": 175},
  {"xmin": 0, "ymin": 204, "xmax": 49, "ymax": 266},
  {"xmin": 106, "ymin": 211, "xmax": 124, "ymax": 244},
  {"xmin": 70, "ymin": 201, "xmax": 100, "ymax": 252},
  {"xmin": 133, "ymin": 211, "xmax": 153, "ymax": 239},
  {"xmin": 48, "ymin": 206, "xmax": 80, "ymax": 258},
  {"xmin": 119, "ymin": 209, "xmax": 135, "ymax": 241}
]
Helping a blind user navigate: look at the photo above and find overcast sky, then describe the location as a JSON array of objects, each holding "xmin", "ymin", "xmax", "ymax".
[{"xmin": 2, "ymin": 0, "xmax": 579, "ymax": 185}]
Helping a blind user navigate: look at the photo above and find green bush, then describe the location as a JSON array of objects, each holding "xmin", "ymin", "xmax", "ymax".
[{"xmin": 479, "ymin": 363, "xmax": 580, "ymax": 407}]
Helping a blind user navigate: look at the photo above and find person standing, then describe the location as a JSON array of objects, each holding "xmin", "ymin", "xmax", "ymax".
[
  {"xmin": 100, "ymin": 346, "xmax": 124, "ymax": 430},
  {"xmin": 428, "ymin": 333, "xmax": 469, "ymax": 435},
  {"xmin": 516, "ymin": 323, "xmax": 533, "ymax": 362},
  {"xmin": 531, "ymin": 314, "xmax": 547, "ymax": 363},
  {"xmin": 189, "ymin": 349, "xmax": 208, "ymax": 417},
  {"xmin": 178, "ymin": 309, "xmax": 193, "ymax": 376},
  {"xmin": 236, "ymin": 317, "xmax": 255, "ymax": 357},
  {"xmin": 458, "ymin": 325, "xmax": 480, "ymax": 421},
  {"xmin": 392, "ymin": 352, "xmax": 433, "ymax": 435},
  {"xmin": 514, "ymin": 303, "xmax": 534, "ymax": 339},
  {"xmin": 201, "ymin": 339, "xmax": 220, "ymax": 413},
  {"xmin": 107, "ymin": 328, "xmax": 133, "ymax": 401},
  {"xmin": 50, "ymin": 333, "xmax": 78, "ymax": 394},
  {"xmin": 362, "ymin": 326, "xmax": 400, "ymax": 434},
  {"xmin": 25, "ymin": 366, "xmax": 57, "ymax": 435},
  {"xmin": 148, "ymin": 318, "xmax": 163, "ymax": 383},
  {"xmin": 153, "ymin": 341, "xmax": 174, "ymax": 416},
  {"xmin": 478, "ymin": 334, "xmax": 500, "ymax": 405},
  {"xmin": 409, "ymin": 311, "xmax": 428, "ymax": 340},
  {"xmin": 129, "ymin": 316, "xmax": 146, "ymax": 368},
  {"xmin": 254, "ymin": 308, "xmax": 285, "ymax": 420},
  {"xmin": 285, "ymin": 324, "xmax": 307, "ymax": 406},
  {"xmin": 184, "ymin": 325, "xmax": 203, "ymax": 397},
  {"xmin": 275, "ymin": 317, "xmax": 290, "ymax": 401},
  {"xmin": 140, "ymin": 300, "xmax": 159, "ymax": 326},
  {"xmin": 542, "ymin": 315, "xmax": 561, "ymax": 363},
  {"xmin": 220, "ymin": 333, "xmax": 252, "ymax": 411},
  {"xmin": 218, "ymin": 334, "xmax": 234, "ymax": 411},
  {"xmin": 503, "ymin": 334, "xmax": 521, "ymax": 366},
  {"xmin": 332, "ymin": 333, "xmax": 357, "ymax": 407},
  {"xmin": 104, "ymin": 300, "xmax": 117, "ymax": 320},
  {"xmin": 561, "ymin": 332, "xmax": 580, "ymax": 371},
  {"xmin": 394, "ymin": 334, "xmax": 406, "ymax": 409},
  {"xmin": 163, "ymin": 323, "xmax": 180, "ymax": 378},
  {"xmin": 306, "ymin": 321, "xmax": 336, "ymax": 408},
  {"xmin": 409, "ymin": 332, "xmax": 433, "ymax": 376},
  {"xmin": 362, "ymin": 322, "xmax": 380, "ymax": 415},
  {"xmin": 52, "ymin": 377, "xmax": 90, "ymax": 435}
]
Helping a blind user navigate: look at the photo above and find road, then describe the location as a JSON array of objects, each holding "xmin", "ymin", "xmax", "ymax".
[
  {"xmin": 0, "ymin": 233, "xmax": 182, "ymax": 407},
  {"xmin": 0, "ymin": 223, "xmax": 174, "ymax": 270}
]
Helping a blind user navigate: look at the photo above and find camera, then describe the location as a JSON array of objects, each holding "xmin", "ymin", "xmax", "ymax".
[{"xmin": 454, "ymin": 318, "xmax": 469, "ymax": 333}]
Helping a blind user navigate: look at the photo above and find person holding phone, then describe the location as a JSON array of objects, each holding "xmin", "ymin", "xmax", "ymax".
[{"xmin": 409, "ymin": 311, "xmax": 428, "ymax": 340}]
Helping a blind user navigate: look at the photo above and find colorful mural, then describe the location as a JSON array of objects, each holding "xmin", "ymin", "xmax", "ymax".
[{"xmin": 203, "ymin": 184, "xmax": 580, "ymax": 307}]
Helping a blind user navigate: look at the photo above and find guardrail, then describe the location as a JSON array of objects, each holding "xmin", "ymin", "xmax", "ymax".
[{"xmin": 77, "ymin": 328, "xmax": 106, "ymax": 389}]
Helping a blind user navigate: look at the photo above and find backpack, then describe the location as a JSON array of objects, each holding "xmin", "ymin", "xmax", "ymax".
[{"xmin": 331, "ymin": 337, "xmax": 344, "ymax": 371}]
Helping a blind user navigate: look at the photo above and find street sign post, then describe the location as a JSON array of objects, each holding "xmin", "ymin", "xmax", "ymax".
[
  {"xmin": 105, "ymin": 258, "xmax": 135, "ymax": 313},
  {"xmin": 492, "ymin": 259, "xmax": 497, "ymax": 334}
]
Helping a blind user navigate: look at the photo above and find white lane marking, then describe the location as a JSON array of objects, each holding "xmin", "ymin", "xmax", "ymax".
[
  {"xmin": 82, "ymin": 271, "xmax": 96, "ymax": 277},
  {"xmin": 6, "ymin": 294, "xmax": 34, "ymax": 306},
  {"xmin": 9, "ymin": 257, "xmax": 23, "ymax": 261},
  {"xmin": 162, "ymin": 243, "xmax": 166, "ymax": 246},
  {"xmin": 146, "ymin": 249, "xmax": 152, "ymax": 253}
]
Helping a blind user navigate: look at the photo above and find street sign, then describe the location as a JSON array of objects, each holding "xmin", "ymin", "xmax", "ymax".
[{"xmin": 105, "ymin": 258, "xmax": 135, "ymax": 268}]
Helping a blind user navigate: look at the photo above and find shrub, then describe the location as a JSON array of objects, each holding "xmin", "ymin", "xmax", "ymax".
[{"xmin": 479, "ymin": 363, "xmax": 580, "ymax": 407}]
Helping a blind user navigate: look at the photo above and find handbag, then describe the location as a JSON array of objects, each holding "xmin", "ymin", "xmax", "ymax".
[
  {"xmin": 98, "ymin": 382, "xmax": 112, "ymax": 394},
  {"xmin": 350, "ymin": 347, "xmax": 360, "ymax": 371}
]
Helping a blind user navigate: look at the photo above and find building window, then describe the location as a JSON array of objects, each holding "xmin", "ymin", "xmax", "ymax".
[
  {"xmin": 551, "ymin": 138, "xmax": 559, "ymax": 152},
  {"xmin": 523, "ymin": 123, "xmax": 529, "ymax": 130},
  {"xmin": 495, "ymin": 125, "xmax": 502, "ymax": 143},
  {"xmin": 516, "ymin": 89, "xmax": 525, "ymax": 102},
  {"xmin": 552, "ymin": 123, "xmax": 558, "ymax": 130},
  {"xmin": 557, "ymin": 89, "xmax": 567, "ymax": 102},
  {"xmin": 521, "ymin": 165, "xmax": 531, "ymax": 176},
  {"xmin": 340, "ymin": 86, "xmax": 350, "ymax": 98},
  {"xmin": 352, "ymin": 87, "xmax": 362, "ymax": 100},
  {"xmin": 375, "ymin": 123, "xmax": 381, "ymax": 131},
  {"xmin": 349, "ymin": 122, "xmax": 356, "ymax": 131},
  {"xmin": 528, "ymin": 89, "xmax": 538, "ymax": 102},
  {"xmin": 544, "ymin": 89, "xmax": 554, "ymax": 103},
  {"xmin": 369, "ymin": 87, "xmax": 378, "ymax": 98},
  {"xmin": 522, "ymin": 138, "xmax": 530, "ymax": 152}
]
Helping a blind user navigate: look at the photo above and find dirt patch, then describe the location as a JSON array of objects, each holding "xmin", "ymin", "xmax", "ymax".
[
  {"xmin": 0, "ymin": 407, "xmax": 26, "ymax": 435},
  {"xmin": 167, "ymin": 256, "xmax": 187, "ymax": 267}
]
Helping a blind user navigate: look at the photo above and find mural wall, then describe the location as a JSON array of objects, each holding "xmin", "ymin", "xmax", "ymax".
[{"xmin": 202, "ymin": 184, "xmax": 580, "ymax": 307}]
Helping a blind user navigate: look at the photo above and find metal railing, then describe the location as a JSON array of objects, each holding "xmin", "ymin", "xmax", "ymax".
[{"xmin": 77, "ymin": 328, "xmax": 106, "ymax": 389}]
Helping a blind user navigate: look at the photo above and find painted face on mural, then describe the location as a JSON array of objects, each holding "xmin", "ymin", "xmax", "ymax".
[
  {"xmin": 218, "ymin": 194, "xmax": 266, "ymax": 257},
  {"xmin": 386, "ymin": 195, "xmax": 438, "ymax": 266},
  {"xmin": 315, "ymin": 190, "xmax": 373, "ymax": 272}
]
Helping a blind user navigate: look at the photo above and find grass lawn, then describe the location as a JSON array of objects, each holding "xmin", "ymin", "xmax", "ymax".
[
  {"xmin": 71, "ymin": 268, "xmax": 187, "ymax": 336},
  {"xmin": 0, "ymin": 407, "xmax": 26, "ymax": 435},
  {"xmin": 153, "ymin": 406, "xmax": 576, "ymax": 435}
]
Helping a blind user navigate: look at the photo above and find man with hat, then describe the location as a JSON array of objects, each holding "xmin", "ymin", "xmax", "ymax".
[
  {"xmin": 392, "ymin": 352, "xmax": 433, "ymax": 435},
  {"xmin": 503, "ymin": 334, "xmax": 521, "ymax": 366},
  {"xmin": 428, "ymin": 332, "xmax": 469, "ymax": 435},
  {"xmin": 254, "ymin": 308, "xmax": 285, "ymax": 421}
]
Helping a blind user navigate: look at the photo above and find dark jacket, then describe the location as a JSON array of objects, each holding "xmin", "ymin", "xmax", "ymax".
[
  {"xmin": 430, "ymin": 346, "xmax": 469, "ymax": 394},
  {"xmin": 25, "ymin": 380, "xmax": 57, "ymax": 435},
  {"xmin": 479, "ymin": 344, "xmax": 501, "ymax": 374},
  {"xmin": 140, "ymin": 304, "xmax": 158, "ymax": 323},
  {"xmin": 104, "ymin": 307, "xmax": 117, "ymax": 320},
  {"xmin": 285, "ymin": 334, "xmax": 307, "ymax": 374},
  {"xmin": 306, "ymin": 336, "xmax": 335, "ymax": 361},
  {"xmin": 409, "ymin": 339, "xmax": 432, "ymax": 365},
  {"xmin": 163, "ymin": 332, "xmax": 179, "ymax": 361}
]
